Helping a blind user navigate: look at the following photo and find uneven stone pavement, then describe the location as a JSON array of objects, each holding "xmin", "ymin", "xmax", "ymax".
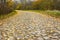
[{"xmin": 0, "ymin": 11, "xmax": 60, "ymax": 40}]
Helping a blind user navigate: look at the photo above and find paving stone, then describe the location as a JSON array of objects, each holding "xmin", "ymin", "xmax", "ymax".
[{"xmin": 0, "ymin": 11, "xmax": 60, "ymax": 40}]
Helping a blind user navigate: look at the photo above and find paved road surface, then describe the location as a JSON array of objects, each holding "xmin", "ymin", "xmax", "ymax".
[{"xmin": 0, "ymin": 10, "xmax": 60, "ymax": 40}]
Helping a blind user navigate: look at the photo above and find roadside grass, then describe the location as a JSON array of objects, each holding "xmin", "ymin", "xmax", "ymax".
[
  {"xmin": 27, "ymin": 10, "xmax": 60, "ymax": 18},
  {"xmin": 0, "ymin": 11, "xmax": 17, "ymax": 19},
  {"xmin": 45, "ymin": 10, "xmax": 60, "ymax": 18}
]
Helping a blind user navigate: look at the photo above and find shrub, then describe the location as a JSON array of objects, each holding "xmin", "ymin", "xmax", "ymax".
[{"xmin": 0, "ymin": 1, "xmax": 16, "ymax": 15}]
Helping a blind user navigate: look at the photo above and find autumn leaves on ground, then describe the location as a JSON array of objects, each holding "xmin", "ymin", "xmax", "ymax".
[{"xmin": 0, "ymin": 10, "xmax": 60, "ymax": 40}]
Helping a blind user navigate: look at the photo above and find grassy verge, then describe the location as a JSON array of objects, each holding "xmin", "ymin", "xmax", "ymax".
[
  {"xmin": 27, "ymin": 10, "xmax": 60, "ymax": 18},
  {"xmin": 0, "ymin": 11, "xmax": 17, "ymax": 19},
  {"xmin": 44, "ymin": 10, "xmax": 60, "ymax": 18}
]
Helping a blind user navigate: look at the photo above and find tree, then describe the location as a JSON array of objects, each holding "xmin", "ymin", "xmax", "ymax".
[
  {"xmin": 18, "ymin": 0, "xmax": 60, "ymax": 10},
  {"xmin": 0, "ymin": 0, "xmax": 16, "ymax": 14}
]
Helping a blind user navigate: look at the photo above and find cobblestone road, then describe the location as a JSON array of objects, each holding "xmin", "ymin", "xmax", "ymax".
[{"xmin": 0, "ymin": 11, "xmax": 60, "ymax": 40}]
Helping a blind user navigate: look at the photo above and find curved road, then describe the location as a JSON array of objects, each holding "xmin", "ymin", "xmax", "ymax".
[{"xmin": 0, "ymin": 10, "xmax": 60, "ymax": 40}]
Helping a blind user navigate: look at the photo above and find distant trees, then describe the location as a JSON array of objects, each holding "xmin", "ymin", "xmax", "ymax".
[
  {"xmin": 18, "ymin": 0, "xmax": 60, "ymax": 10},
  {"xmin": 0, "ymin": 0, "xmax": 60, "ymax": 14},
  {"xmin": 36, "ymin": 0, "xmax": 53, "ymax": 10},
  {"xmin": 53, "ymin": 0, "xmax": 60, "ymax": 10}
]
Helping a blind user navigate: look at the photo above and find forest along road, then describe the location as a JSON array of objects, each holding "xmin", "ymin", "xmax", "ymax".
[{"xmin": 0, "ymin": 10, "xmax": 60, "ymax": 40}]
